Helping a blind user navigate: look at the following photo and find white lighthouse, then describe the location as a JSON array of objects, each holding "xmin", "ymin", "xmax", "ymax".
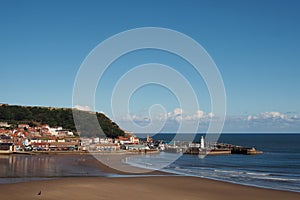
[{"xmin": 200, "ymin": 136, "xmax": 205, "ymax": 149}]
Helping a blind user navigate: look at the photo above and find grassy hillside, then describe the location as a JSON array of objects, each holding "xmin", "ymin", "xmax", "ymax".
[{"xmin": 0, "ymin": 104, "xmax": 125, "ymax": 138}]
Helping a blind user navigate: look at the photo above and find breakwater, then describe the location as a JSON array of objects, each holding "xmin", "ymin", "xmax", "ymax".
[{"xmin": 165, "ymin": 143, "xmax": 262, "ymax": 155}]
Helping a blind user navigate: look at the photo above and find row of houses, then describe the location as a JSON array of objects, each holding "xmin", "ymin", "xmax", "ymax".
[
  {"xmin": 17, "ymin": 124, "xmax": 74, "ymax": 137},
  {"xmin": 1, "ymin": 122, "xmax": 148, "ymax": 153}
]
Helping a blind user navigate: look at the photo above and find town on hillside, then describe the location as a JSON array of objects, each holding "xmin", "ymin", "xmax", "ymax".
[
  {"xmin": 0, "ymin": 121, "xmax": 262, "ymax": 156},
  {"xmin": 0, "ymin": 122, "xmax": 165, "ymax": 154}
]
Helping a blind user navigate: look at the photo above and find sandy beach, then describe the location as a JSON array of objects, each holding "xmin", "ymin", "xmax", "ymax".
[
  {"xmin": 0, "ymin": 154, "xmax": 299, "ymax": 200},
  {"xmin": 0, "ymin": 176, "xmax": 299, "ymax": 200}
]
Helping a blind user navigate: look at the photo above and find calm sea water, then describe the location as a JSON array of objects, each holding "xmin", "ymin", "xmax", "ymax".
[
  {"xmin": 0, "ymin": 134, "xmax": 299, "ymax": 193},
  {"xmin": 129, "ymin": 134, "xmax": 300, "ymax": 192}
]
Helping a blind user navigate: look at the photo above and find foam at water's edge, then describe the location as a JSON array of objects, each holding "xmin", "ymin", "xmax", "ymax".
[{"xmin": 124, "ymin": 155, "xmax": 300, "ymax": 193}]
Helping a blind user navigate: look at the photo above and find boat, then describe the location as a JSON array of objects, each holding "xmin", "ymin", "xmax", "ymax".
[{"xmin": 0, "ymin": 142, "xmax": 14, "ymax": 154}]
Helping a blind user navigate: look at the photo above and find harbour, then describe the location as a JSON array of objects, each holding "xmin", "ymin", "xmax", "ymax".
[{"xmin": 164, "ymin": 136, "xmax": 263, "ymax": 155}]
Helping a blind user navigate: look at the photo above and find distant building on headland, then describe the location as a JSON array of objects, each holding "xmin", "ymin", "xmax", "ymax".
[
  {"xmin": 0, "ymin": 122, "xmax": 10, "ymax": 128},
  {"xmin": 18, "ymin": 124, "xmax": 30, "ymax": 129}
]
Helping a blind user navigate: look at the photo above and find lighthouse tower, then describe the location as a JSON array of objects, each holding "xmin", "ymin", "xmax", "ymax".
[{"xmin": 200, "ymin": 136, "xmax": 205, "ymax": 149}]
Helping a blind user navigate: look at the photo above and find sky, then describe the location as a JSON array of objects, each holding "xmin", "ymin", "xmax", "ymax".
[{"xmin": 1, "ymin": 0, "xmax": 300, "ymax": 133}]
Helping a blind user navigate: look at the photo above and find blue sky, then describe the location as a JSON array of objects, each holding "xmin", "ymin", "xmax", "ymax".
[{"xmin": 1, "ymin": 0, "xmax": 300, "ymax": 132}]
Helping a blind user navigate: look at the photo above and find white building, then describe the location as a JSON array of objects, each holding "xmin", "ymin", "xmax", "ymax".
[
  {"xmin": 49, "ymin": 127, "xmax": 63, "ymax": 136},
  {"xmin": 0, "ymin": 122, "xmax": 10, "ymax": 128},
  {"xmin": 200, "ymin": 136, "xmax": 205, "ymax": 149}
]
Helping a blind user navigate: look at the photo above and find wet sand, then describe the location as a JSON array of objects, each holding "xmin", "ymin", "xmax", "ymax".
[
  {"xmin": 86, "ymin": 153, "xmax": 169, "ymax": 175},
  {"xmin": 0, "ymin": 176, "xmax": 299, "ymax": 200},
  {"xmin": 0, "ymin": 154, "xmax": 299, "ymax": 199}
]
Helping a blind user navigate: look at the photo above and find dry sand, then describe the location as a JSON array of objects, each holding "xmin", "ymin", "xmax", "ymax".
[
  {"xmin": 0, "ymin": 176, "xmax": 299, "ymax": 200},
  {"xmin": 0, "ymin": 154, "xmax": 299, "ymax": 199}
]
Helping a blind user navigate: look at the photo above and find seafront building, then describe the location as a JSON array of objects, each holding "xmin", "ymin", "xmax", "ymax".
[{"xmin": 0, "ymin": 122, "xmax": 145, "ymax": 153}]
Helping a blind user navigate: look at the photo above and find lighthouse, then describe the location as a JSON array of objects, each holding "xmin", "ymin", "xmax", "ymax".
[{"xmin": 200, "ymin": 136, "xmax": 205, "ymax": 149}]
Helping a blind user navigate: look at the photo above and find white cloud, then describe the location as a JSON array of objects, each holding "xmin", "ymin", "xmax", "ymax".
[
  {"xmin": 247, "ymin": 115, "xmax": 258, "ymax": 121},
  {"xmin": 119, "ymin": 113, "xmax": 150, "ymax": 123},
  {"xmin": 183, "ymin": 109, "xmax": 214, "ymax": 121},
  {"xmin": 261, "ymin": 111, "xmax": 286, "ymax": 119},
  {"xmin": 174, "ymin": 108, "xmax": 183, "ymax": 115},
  {"xmin": 73, "ymin": 105, "xmax": 91, "ymax": 111},
  {"xmin": 167, "ymin": 108, "xmax": 183, "ymax": 119},
  {"xmin": 195, "ymin": 110, "xmax": 205, "ymax": 119},
  {"xmin": 247, "ymin": 111, "xmax": 287, "ymax": 121},
  {"xmin": 164, "ymin": 108, "xmax": 184, "ymax": 123},
  {"xmin": 120, "ymin": 108, "xmax": 214, "ymax": 123},
  {"xmin": 121, "ymin": 108, "xmax": 215, "ymax": 122},
  {"xmin": 208, "ymin": 112, "xmax": 215, "ymax": 118},
  {"xmin": 222, "ymin": 111, "xmax": 300, "ymax": 133},
  {"xmin": 116, "ymin": 109, "xmax": 300, "ymax": 133}
]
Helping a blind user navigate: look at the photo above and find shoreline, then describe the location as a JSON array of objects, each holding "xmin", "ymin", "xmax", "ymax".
[
  {"xmin": 1, "ymin": 173, "xmax": 299, "ymax": 194},
  {"xmin": 1, "ymin": 153, "xmax": 299, "ymax": 193},
  {"xmin": 0, "ymin": 149, "xmax": 160, "ymax": 155},
  {"xmin": 1, "ymin": 174, "xmax": 299, "ymax": 194},
  {"xmin": 0, "ymin": 176, "xmax": 299, "ymax": 200}
]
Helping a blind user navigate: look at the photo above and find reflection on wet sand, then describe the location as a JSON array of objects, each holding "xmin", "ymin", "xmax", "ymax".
[{"xmin": 0, "ymin": 154, "xmax": 106, "ymax": 180}]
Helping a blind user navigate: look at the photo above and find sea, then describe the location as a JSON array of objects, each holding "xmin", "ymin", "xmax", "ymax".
[{"xmin": 0, "ymin": 134, "xmax": 299, "ymax": 193}]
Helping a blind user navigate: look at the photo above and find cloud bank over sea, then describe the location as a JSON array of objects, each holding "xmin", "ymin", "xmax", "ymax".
[{"xmin": 117, "ymin": 108, "xmax": 300, "ymax": 133}]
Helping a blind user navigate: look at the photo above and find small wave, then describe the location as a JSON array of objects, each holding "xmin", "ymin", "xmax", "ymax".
[
  {"xmin": 246, "ymin": 172, "xmax": 271, "ymax": 176},
  {"xmin": 214, "ymin": 169, "xmax": 244, "ymax": 174},
  {"xmin": 255, "ymin": 176, "xmax": 300, "ymax": 182},
  {"xmin": 214, "ymin": 170, "xmax": 273, "ymax": 177},
  {"xmin": 124, "ymin": 152, "xmax": 300, "ymax": 193}
]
